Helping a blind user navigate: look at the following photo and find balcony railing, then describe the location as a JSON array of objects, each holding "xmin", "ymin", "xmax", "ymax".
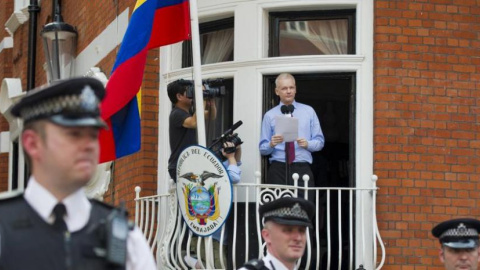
[{"xmin": 135, "ymin": 173, "xmax": 385, "ymax": 270}]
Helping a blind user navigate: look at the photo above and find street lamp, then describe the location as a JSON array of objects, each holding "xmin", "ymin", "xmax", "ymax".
[{"xmin": 41, "ymin": 0, "xmax": 77, "ymax": 83}]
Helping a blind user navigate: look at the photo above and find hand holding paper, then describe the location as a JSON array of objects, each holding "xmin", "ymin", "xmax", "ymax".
[{"xmin": 297, "ymin": 138, "xmax": 308, "ymax": 148}]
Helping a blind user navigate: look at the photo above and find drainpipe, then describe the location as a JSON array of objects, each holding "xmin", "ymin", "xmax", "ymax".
[
  {"xmin": 27, "ymin": 0, "xmax": 40, "ymax": 91},
  {"xmin": 24, "ymin": 0, "xmax": 40, "ymax": 186}
]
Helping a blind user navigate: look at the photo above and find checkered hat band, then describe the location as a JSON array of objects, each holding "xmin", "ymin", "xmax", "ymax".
[
  {"xmin": 20, "ymin": 94, "xmax": 98, "ymax": 121},
  {"xmin": 263, "ymin": 205, "xmax": 309, "ymax": 220},
  {"xmin": 440, "ymin": 227, "xmax": 479, "ymax": 239}
]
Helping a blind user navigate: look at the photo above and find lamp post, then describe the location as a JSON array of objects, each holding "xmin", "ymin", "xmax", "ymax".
[
  {"xmin": 27, "ymin": 0, "xmax": 40, "ymax": 91},
  {"xmin": 41, "ymin": 0, "xmax": 77, "ymax": 83}
]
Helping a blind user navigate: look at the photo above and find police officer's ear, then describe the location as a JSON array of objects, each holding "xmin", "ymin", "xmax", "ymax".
[
  {"xmin": 261, "ymin": 225, "xmax": 271, "ymax": 245},
  {"xmin": 439, "ymin": 248, "xmax": 445, "ymax": 264},
  {"xmin": 22, "ymin": 128, "xmax": 44, "ymax": 161}
]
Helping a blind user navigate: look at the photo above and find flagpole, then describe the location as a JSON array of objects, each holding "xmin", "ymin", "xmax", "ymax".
[{"xmin": 189, "ymin": 0, "xmax": 206, "ymax": 147}]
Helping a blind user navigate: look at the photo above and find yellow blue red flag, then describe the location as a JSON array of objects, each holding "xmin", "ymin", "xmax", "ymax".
[{"xmin": 99, "ymin": 0, "xmax": 190, "ymax": 162}]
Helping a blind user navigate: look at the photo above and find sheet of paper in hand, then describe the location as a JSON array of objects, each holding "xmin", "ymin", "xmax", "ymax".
[{"xmin": 275, "ymin": 115, "xmax": 298, "ymax": 142}]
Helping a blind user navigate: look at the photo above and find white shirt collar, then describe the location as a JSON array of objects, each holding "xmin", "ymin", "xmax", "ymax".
[
  {"xmin": 24, "ymin": 177, "xmax": 92, "ymax": 232},
  {"xmin": 279, "ymin": 100, "xmax": 297, "ymax": 108},
  {"xmin": 264, "ymin": 252, "xmax": 298, "ymax": 270}
]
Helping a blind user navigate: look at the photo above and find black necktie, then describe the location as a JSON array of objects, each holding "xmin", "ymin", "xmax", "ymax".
[{"xmin": 52, "ymin": 203, "xmax": 68, "ymax": 232}]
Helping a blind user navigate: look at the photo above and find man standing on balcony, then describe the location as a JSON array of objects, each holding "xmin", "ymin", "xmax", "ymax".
[
  {"xmin": 239, "ymin": 196, "xmax": 315, "ymax": 270},
  {"xmin": 259, "ymin": 73, "xmax": 324, "ymax": 198},
  {"xmin": 432, "ymin": 218, "xmax": 480, "ymax": 270},
  {"xmin": 0, "ymin": 78, "xmax": 156, "ymax": 270}
]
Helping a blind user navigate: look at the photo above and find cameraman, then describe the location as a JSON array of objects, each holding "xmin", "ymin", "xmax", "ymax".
[
  {"xmin": 167, "ymin": 80, "xmax": 217, "ymax": 181},
  {"xmin": 185, "ymin": 141, "xmax": 242, "ymax": 269},
  {"xmin": 220, "ymin": 141, "xmax": 242, "ymax": 183}
]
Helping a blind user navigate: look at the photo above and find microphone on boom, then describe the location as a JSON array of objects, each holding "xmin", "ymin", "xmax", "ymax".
[{"xmin": 220, "ymin": 120, "xmax": 243, "ymax": 138}]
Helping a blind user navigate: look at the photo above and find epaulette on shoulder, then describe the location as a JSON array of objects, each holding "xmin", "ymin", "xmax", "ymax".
[
  {"xmin": 90, "ymin": 199, "xmax": 134, "ymax": 230},
  {"xmin": 242, "ymin": 258, "xmax": 268, "ymax": 270},
  {"xmin": 89, "ymin": 199, "xmax": 130, "ymax": 217},
  {"xmin": 0, "ymin": 190, "xmax": 23, "ymax": 202},
  {"xmin": 89, "ymin": 198, "xmax": 116, "ymax": 210}
]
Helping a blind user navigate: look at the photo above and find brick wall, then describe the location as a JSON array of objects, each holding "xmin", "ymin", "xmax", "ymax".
[
  {"xmin": 0, "ymin": 0, "xmax": 157, "ymax": 216},
  {"xmin": 374, "ymin": 1, "xmax": 480, "ymax": 268},
  {"xmin": 0, "ymin": 115, "xmax": 8, "ymax": 191},
  {"xmin": 0, "ymin": 113, "xmax": 9, "ymax": 192},
  {"xmin": 0, "ymin": 0, "xmax": 13, "ymax": 191}
]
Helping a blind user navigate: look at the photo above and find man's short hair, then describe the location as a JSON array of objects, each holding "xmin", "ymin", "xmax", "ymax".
[
  {"xmin": 21, "ymin": 119, "xmax": 48, "ymax": 170},
  {"xmin": 275, "ymin": 73, "xmax": 296, "ymax": 88},
  {"xmin": 167, "ymin": 80, "xmax": 188, "ymax": 104}
]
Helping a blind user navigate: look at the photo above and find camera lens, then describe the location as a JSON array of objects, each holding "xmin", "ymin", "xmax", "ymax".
[
  {"xmin": 229, "ymin": 133, "xmax": 243, "ymax": 147},
  {"xmin": 203, "ymin": 86, "xmax": 226, "ymax": 99},
  {"xmin": 224, "ymin": 146, "xmax": 236, "ymax": 154}
]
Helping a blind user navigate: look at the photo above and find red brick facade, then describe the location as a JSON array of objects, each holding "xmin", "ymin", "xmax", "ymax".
[
  {"xmin": 0, "ymin": 0, "xmax": 13, "ymax": 192},
  {"xmin": 0, "ymin": 113, "xmax": 8, "ymax": 192},
  {"xmin": 374, "ymin": 1, "xmax": 480, "ymax": 268},
  {"xmin": 0, "ymin": 0, "xmax": 157, "ymax": 216}
]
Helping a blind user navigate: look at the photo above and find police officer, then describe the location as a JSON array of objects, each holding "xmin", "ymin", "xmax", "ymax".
[
  {"xmin": 240, "ymin": 196, "xmax": 315, "ymax": 270},
  {"xmin": 0, "ymin": 78, "xmax": 156, "ymax": 270},
  {"xmin": 432, "ymin": 218, "xmax": 480, "ymax": 270}
]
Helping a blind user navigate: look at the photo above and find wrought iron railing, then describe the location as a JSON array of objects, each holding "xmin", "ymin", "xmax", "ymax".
[{"xmin": 134, "ymin": 173, "xmax": 385, "ymax": 270}]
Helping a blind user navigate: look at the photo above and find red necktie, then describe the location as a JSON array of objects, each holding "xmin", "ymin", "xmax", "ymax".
[
  {"xmin": 287, "ymin": 141, "xmax": 295, "ymax": 164},
  {"xmin": 285, "ymin": 109, "xmax": 295, "ymax": 164}
]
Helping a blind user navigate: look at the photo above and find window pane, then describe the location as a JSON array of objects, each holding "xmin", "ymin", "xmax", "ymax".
[
  {"xmin": 205, "ymin": 79, "xmax": 234, "ymax": 150},
  {"xmin": 269, "ymin": 10, "xmax": 355, "ymax": 57},
  {"xmin": 279, "ymin": 19, "xmax": 349, "ymax": 56},
  {"xmin": 201, "ymin": 28, "xmax": 234, "ymax": 64},
  {"xmin": 182, "ymin": 18, "xmax": 234, "ymax": 67}
]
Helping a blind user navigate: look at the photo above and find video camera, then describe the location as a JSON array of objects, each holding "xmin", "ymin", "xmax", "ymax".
[
  {"xmin": 208, "ymin": 120, "xmax": 243, "ymax": 161},
  {"xmin": 177, "ymin": 79, "xmax": 226, "ymax": 99}
]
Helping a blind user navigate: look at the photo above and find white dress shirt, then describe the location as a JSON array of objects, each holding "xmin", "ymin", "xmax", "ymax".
[{"xmin": 23, "ymin": 177, "xmax": 157, "ymax": 270}]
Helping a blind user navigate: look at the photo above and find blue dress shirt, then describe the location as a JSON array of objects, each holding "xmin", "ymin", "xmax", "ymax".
[
  {"xmin": 259, "ymin": 101, "xmax": 324, "ymax": 164},
  {"xmin": 212, "ymin": 161, "xmax": 241, "ymax": 244}
]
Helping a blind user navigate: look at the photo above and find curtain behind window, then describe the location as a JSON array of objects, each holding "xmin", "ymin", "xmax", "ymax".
[
  {"xmin": 300, "ymin": 19, "xmax": 348, "ymax": 54},
  {"xmin": 202, "ymin": 28, "xmax": 234, "ymax": 64}
]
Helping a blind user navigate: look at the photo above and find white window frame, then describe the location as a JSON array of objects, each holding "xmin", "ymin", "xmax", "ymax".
[{"xmin": 159, "ymin": 0, "xmax": 374, "ymax": 268}]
